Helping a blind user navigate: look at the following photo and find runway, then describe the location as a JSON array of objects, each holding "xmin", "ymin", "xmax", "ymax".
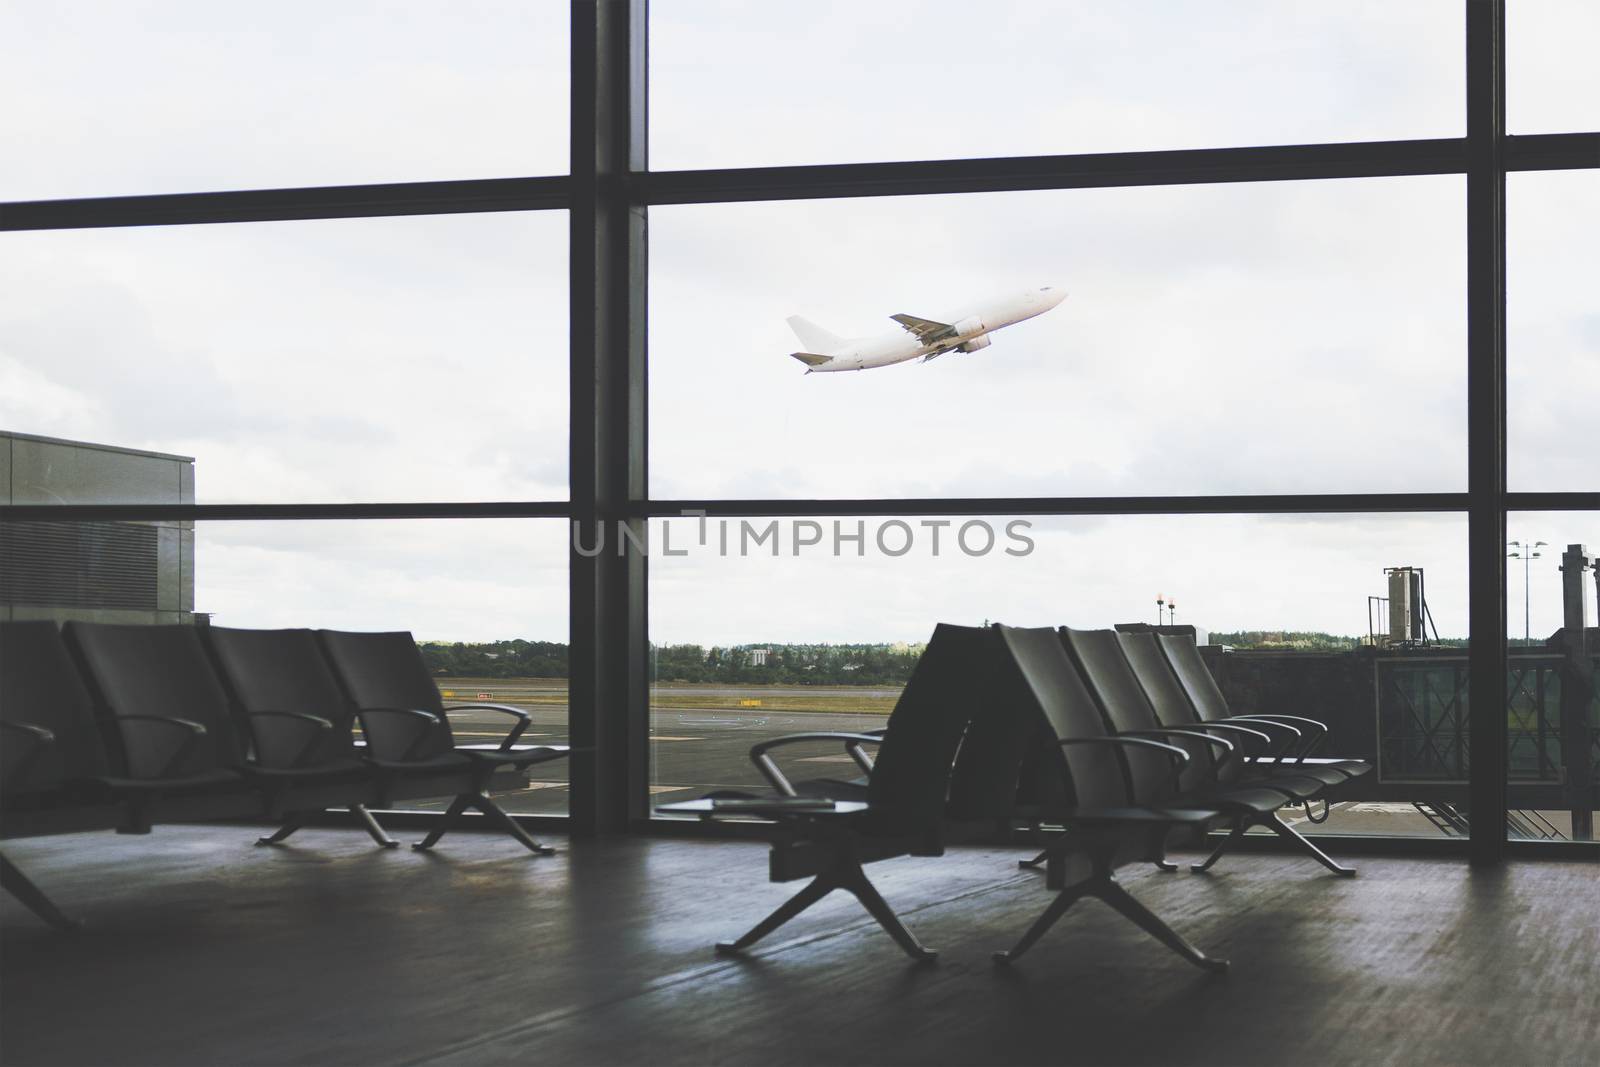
[{"xmin": 427, "ymin": 692, "xmax": 1506, "ymax": 838}]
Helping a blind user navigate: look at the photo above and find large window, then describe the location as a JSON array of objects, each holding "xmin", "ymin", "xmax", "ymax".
[
  {"xmin": 2, "ymin": 2, "xmax": 1594, "ymax": 858},
  {"xmin": 0, "ymin": 1, "xmax": 570, "ymax": 200},
  {"xmin": 1507, "ymin": 170, "xmax": 1598, "ymax": 493},
  {"xmin": 652, "ymin": 0, "xmax": 1463, "ymax": 168},
  {"xmin": 198, "ymin": 519, "xmax": 570, "ymax": 814},
  {"xmin": 0, "ymin": 214, "xmax": 568, "ymax": 503},
  {"xmin": 648, "ymin": 512, "xmax": 1475, "ymax": 839},
  {"xmin": 651, "ymin": 177, "xmax": 1466, "ymax": 499}
]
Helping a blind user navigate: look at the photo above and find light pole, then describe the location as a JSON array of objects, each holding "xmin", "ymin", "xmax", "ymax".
[
  {"xmin": 1507, "ymin": 540, "xmax": 1546, "ymax": 645},
  {"xmin": 1155, "ymin": 592, "xmax": 1165, "ymax": 627}
]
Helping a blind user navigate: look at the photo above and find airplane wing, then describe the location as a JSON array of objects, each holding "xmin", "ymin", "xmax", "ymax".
[{"xmin": 890, "ymin": 313, "xmax": 956, "ymax": 343}]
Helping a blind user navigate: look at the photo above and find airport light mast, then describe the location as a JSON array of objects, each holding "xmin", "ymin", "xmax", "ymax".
[{"xmin": 1507, "ymin": 540, "xmax": 1547, "ymax": 645}]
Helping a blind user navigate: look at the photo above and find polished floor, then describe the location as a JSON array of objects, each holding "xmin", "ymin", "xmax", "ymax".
[{"xmin": 1, "ymin": 826, "xmax": 1596, "ymax": 1066}]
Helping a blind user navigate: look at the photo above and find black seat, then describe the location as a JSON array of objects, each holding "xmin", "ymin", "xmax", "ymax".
[
  {"xmin": 990, "ymin": 625, "xmax": 1228, "ymax": 970},
  {"xmin": 4, "ymin": 622, "xmax": 255, "ymax": 928},
  {"xmin": 2, "ymin": 620, "xmax": 112, "ymax": 930},
  {"xmin": 65, "ymin": 623, "xmax": 373, "ymax": 814},
  {"xmin": 657, "ymin": 623, "xmax": 997, "ymax": 962},
  {"xmin": 204, "ymin": 626, "xmax": 405, "ymax": 849},
  {"xmin": 1156, "ymin": 631, "xmax": 1371, "ymax": 780},
  {"xmin": 706, "ymin": 730, "xmax": 882, "ymax": 804},
  {"xmin": 1119, "ymin": 631, "xmax": 1354, "ymax": 794},
  {"xmin": 316, "ymin": 629, "xmax": 570, "ymax": 854},
  {"xmin": 1062, "ymin": 627, "xmax": 1355, "ymax": 878}
]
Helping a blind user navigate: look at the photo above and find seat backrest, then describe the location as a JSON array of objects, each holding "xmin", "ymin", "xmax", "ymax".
[
  {"xmin": 0, "ymin": 621, "xmax": 110, "ymax": 790},
  {"xmin": 994, "ymin": 625, "xmax": 1131, "ymax": 810},
  {"xmin": 861, "ymin": 624, "xmax": 993, "ymax": 835},
  {"xmin": 64, "ymin": 622, "xmax": 243, "ymax": 775},
  {"xmin": 204, "ymin": 627, "xmax": 358, "ymax": 764},
  {"xmin": 1118, "ymin": 629, "xmax": 1236, "ymax": 786},
  {"xmin": 1157, "ymin": 632, "xmax": 1232, "ymax": 722},
  {"xmin": 316, "ymin": 630, "xmax": 454, "ymax": 759},
  {"xmin": 1116, "ymin": 631, "xmax": 1199, "ymax": 728},
  {"xmin": 1060, "ymin": 627, "xmax": 1200, "ymax": 800},
  {"xmin": 941, "ymin": 625, "xmax": 1039, "ymax": 820}
]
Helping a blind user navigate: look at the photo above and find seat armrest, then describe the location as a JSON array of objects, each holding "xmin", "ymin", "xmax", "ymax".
[
  {"xmin": 1231, "ymin": 714, "xmax": 1325, "ymax": 759},
  {"xmin": 1, "ymin": 721, "xmax": 57, "ymax": 782},
  {"xmin": 245, "ymin": 710, "xmax": 335, "ymax": 769},
  {"xmin": 1119, "ymin": 728, "xmax": 1235, "ymax": 757},
  {"xmin": 1180, "ymin": 721, "xmax": 1274, "ymax": 751},
  {"xmin": 357, "ymin": 707, "xmax": 444, "ymax": 762},
  {"xmin": 443, "ymin": 702, "xmax": 533, "ymax": 750},
  {"xmin": 1057, "ymin": 735, "xmax": 1190, "ymax": 794},
  {"xmin": 746, "ymin": 733, "xmax": 885, "ymax": 796},
  {"xmin": 115, "ymin": 715, "xmax": 209, "ymax": 779},
  {"xmin": 1219, "ymin": 715, "xmax": 1303, "ymax": 759},
  {"xmin": 1119, "ymin": 728, "xmax": 1237, "ymax": 784}
]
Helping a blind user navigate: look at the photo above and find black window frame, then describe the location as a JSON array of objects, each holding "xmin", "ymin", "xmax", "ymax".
[{"xmin": 2, "ymin": 0, "xmax": 1595, "ymax": 863}]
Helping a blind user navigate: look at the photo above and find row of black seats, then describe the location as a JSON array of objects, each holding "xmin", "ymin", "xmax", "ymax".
[
  {"xmin": 664, "ymin": 624, "xmax": 1370, "ymax": 971},
  {"xmin": 0, "ymin": 621, "xmax": 570, "ymax": 930}
]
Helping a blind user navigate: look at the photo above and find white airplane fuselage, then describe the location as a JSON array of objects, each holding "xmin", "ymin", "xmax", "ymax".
[{"xmin": 788, "ymin": 286, "xmax": 1066, "ymax": 373}]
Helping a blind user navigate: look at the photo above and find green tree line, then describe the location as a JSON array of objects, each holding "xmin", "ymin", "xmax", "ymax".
[{"xmin": 417, "ymin": 640, "xmax": 925, "ymax": 686}]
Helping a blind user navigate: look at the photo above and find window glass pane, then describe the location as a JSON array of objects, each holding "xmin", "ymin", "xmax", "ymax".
[
  {"xmin": 1502, "ymin": 513, "xmax": 1598, "ymax": 843},
  {"xmin": 0, "ymin": 1, "xmax": 568, "ymax": 200},
  {"xmin": 0, "ymin": 516, "xmax": 569, "ymax": 816},
  {"xmin": 651, "ymin": 0, "xmax": 1462, "ymax": 170},
  {"xmin": 651, "ymin": 177, "xmax": 1465, "ymax": 499},
  {"xmin": 196, "ymin": 519, "xmax": 570, "ymax": 815},
  {"xmin": 1508, "ymin": 170, "xmax": 1598, "ymax": 492},
  {"xmin": 0, "ymin": 212, "xmax": 567, "ymax": 504},
  {"xmin": 1508, "ymin": 0, "xmax": 1600, "ymax": 134},
  {"xmin": 648, "ymin": 511, "xmax": 1468, "ymax": 839}
]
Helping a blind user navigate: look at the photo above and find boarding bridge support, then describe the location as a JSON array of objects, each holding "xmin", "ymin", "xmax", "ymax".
[{"xmin": 1560, "ymin": 544, "xmax": 1594, "ymax": 841}]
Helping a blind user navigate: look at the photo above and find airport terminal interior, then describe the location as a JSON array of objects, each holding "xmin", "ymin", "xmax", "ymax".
[{"xmin": 2, "ymin": 3, "xmax": 1597, "ymax": 1065}]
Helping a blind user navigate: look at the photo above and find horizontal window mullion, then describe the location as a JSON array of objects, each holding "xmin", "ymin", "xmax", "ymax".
[
  {"xmin": 0, "ymin": 176, "xmax": 570, "ymax": 232},
  {"xmin": 0, "ymin": 502, "xmax": 572, "ymax": 523},
  {"xmin": 638, "ymin": 138, "xmax": 1470, "ymax": 205},
  {"xmin": 1506, "ymin": 492, "xmax": 1600, "ymax": 512},
  {"xmin": 1504, "ymin": 131, "xmax": 1600, "ymax": 172},
  {"xmin": 641, "ymin": 494, "xmax": 1471, "ymax": 518}
]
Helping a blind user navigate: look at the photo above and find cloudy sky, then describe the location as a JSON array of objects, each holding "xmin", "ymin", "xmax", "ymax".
[{"xmin": 1, "ymin": 1, "xmax": 1594, "ymax": 646}]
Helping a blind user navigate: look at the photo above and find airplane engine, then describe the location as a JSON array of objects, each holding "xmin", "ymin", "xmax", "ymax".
[
  {"xmin": 951, "ymin": 315, "xmax": 986, "ymax": 338},
  {"xmin": 957, "ymin": 333, "xmax": 992, "ymax": 353}
]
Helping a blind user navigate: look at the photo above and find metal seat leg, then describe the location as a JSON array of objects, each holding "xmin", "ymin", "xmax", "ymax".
[
  {"xmin": 474, "ymin": 794, "xmax": 556, "ymax": 855},
  {"xmin": 716, "ymin": 875, "xmax": 836, "ymax": 955},
  {"xmin": 412, "ymin": 794, "xmax": 473, "ymax": 851},
  {"xmin": 1, "ymin": 852, "xmax": 81, "ymax": 932},
  {"xmin": 717, "ymin": 854, "xmax": 935, "ymax": 962},
  {"xmin": 1265, "ymin": 812, "xmax": 1357, "ymax": 876},
  {"xmin": 1191, "ymin": 817, "xmax": 1246, "ymax": 873},
  {"xmin": 1093, "ymin": 875, "xmax": 1229, "ymax": 972},
  {"xmin": 993, "ymin": 878, "xmax": 1094, "ymax": 964},
  {"xmin": 836, "ymin": 862, "xmax": 937, "ymax": 962},
  {"xmin": 350, "ymin": 804, "xmax": 399, "ymax": 848},
  {"xmin": 257, "ymin": 810, "xmax": 310, "ymax": 846}
]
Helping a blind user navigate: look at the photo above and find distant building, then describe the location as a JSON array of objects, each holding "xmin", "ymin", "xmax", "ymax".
[
  {"xmin": 748, "ymin": 648, "xmax": 769, "ymax": 666},
  {"xmin": 0, "ymin": 431, "xmax": 196, "ymax": 625}
]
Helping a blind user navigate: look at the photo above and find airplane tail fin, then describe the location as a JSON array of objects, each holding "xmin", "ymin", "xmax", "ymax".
[
  {"xmin": 791, "ymin": 351, "xmax": 831, "ymax": 368},
  {"xmin": 787, "ymin": 315, "xmax": 843, "ymax": 352}
]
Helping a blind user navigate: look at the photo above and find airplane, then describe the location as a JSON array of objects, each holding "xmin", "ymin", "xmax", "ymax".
[{"xmin": 787, "ymin": 285, "xmax": 1067, "ymax": 373}]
